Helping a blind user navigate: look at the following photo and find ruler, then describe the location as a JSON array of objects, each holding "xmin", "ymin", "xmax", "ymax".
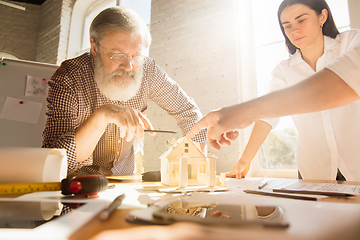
[{"xmin": 0, "ymin": 182, "xmax": 62, "ymax": 195}]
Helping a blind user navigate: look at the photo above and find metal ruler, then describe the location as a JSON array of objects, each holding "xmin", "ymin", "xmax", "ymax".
[{"xmin": 0, "ymin": 182, "xmax": 62, "ymax": 195}]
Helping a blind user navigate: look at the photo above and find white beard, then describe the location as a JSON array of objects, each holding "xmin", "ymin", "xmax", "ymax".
[{"xmin": 94, "ymin": 57, "xmax": 143, "ymax": 102}]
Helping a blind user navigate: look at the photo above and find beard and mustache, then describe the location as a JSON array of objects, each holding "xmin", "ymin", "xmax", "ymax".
[{"xmin": 94, "ymin": 55, "xmax": 143, "ymax": 102}]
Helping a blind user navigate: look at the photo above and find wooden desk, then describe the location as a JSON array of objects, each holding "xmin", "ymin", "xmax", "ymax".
[
  {"xmin": 69, "ymin": 176, "xmax": 360, "ymax": 240},
  {"xmin": 70, "ymin": 175, "xmax": 146, "ymax": 240}
]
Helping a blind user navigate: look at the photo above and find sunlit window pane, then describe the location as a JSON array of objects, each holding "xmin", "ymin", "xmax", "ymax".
[{"xmin": 122, "ymin": 0, "xmax": 151, "ymax": 25}]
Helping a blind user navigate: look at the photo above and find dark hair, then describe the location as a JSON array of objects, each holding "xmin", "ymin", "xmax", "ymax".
[{"xmin": 277, "ymin": 0, "xmax": 339, "ymax": 54}]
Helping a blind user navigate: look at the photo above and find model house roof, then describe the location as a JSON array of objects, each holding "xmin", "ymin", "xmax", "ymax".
[{"xmin": 159, "ymin": 137, "xmax": 206, "ymax": 160}]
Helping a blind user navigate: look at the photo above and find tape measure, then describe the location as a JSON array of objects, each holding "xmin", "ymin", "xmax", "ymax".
[
  {"xmin": 0, "ymin": 182, "xmax": 61, "ymax": 195},
  {"xmin": 0, "ymin": 175, "xmax": 108, "ymax": 196}
]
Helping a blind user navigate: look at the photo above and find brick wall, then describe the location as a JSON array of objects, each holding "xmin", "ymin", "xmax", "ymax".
[
  {"xmin": 36, "ymin": 0, "xmax": 73, "ymax": 64},
  {"xmin": 144, "ymin": 0, "xmax": 241, "ymax": 173},
  {"xmin": 57, "ymin": 0, "xmax": 73, "ymax": 65},
  {"xmin": 0, "ymin": 0, "xmax": 73, "ymax": 64},
  {"xmin": 35, "ymin": 0, "xmax": 62, "ymax": 64},
  {"xmin": 0, "ymin": 1, "xmax": 40, "ymax": 61}
]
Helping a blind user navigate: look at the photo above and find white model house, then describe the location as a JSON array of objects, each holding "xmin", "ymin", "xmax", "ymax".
[{"xmin": 160, "ymin": 137, "xmax": 216, "ymax": 188}]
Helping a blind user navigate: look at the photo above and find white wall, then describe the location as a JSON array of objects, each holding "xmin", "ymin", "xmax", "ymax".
[
  {"xmin": 348, "ymin": 0, "xmax": 360, "ymax": 29},
  {"xmin": 144, "ymin": 0, "xmax": 245, "ymax": 174}
]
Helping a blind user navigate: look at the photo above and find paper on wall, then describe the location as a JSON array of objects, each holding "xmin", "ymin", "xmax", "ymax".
[
  {"xmin": 25, "ymin": 75, "xmax": 48, "ymax": 97},
  {"xmin": 0, "ymin": 96, "xmax": 42, "ymax": 124},
  {"xmin": 0, "ymin": 148, "xmax": 67, "ymax": 184}
]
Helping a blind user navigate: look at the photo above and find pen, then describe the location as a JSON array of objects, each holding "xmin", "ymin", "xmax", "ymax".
[
  {"xmin": 273, "ymin": 189, "xmax": 354, "ymax": 197},
  {"xmin": 99, "ymin": 194, "xmax": 126, "ymax": 221},
  {"xmin": 144, "ymin": 129, "xmax": 177, "ymax": 134},
  {"xmin": 258, "ymin": 180, "xmax": 268, "ymax": 189},
  {"xmin": 244, "ymin": 189, "xmax": 318, "ymax": 201}
]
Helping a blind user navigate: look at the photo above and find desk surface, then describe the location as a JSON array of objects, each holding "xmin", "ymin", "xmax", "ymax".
[{"xmin": 67, "ymin": 175, "xmax": 360, "ymax": 240}]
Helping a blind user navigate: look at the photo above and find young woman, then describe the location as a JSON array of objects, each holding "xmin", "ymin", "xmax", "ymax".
[{"xmin": 226, "ymin": 0, "xmax": 360, "ymax": 181}]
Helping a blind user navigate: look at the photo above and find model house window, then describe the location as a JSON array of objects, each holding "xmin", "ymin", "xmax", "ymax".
[{"xmin": 250, "ymin": 0, "xmax": 350, "ymax": 178}]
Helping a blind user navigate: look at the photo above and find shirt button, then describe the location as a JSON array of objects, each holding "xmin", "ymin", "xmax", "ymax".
[
  {"xmin": 118, "ymin": 140, "xmax": 121, "ymax": 143},
  {"xmin": 117, "ymin": 151, "xmax": 120, "ymax": 155}
]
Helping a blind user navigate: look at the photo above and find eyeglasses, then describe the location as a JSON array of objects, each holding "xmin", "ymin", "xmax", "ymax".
[{"xmin": 97, "ymin": 41, "xmax": 144, "ymax": 65}]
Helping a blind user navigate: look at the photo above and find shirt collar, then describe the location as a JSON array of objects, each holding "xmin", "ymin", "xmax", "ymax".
[{"xmin": 289, "ymin": 35, "xmax": 340, "ymax": 67}]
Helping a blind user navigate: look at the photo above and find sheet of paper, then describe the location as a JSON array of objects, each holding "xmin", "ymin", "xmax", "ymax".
[
  {"xmin": 280, "ymin": 182, "xmax": 360, "ymax": 195},
  {"xmin": 25, "ymin": 75, "xmax": 48, "ymax": 97},
  {"xmin": 225, "ymin": 178, "xmax": 299, "ymax": 190},
  {"xmin": 0, "ymin": 148, "xmax": 67, "ymax": 183},
  {"xmin": 225, "ymin": 178, "xmax": 267, "ymax": 189},
  {"xmin": 0, "ymin": 96, "xmax": 42, "ymax": 124}
]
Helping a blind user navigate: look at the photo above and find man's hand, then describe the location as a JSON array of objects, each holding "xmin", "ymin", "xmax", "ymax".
[
  {"xmin": 75, "ymin": 104, "xmax": 154, "ymax": 162},
  {"xmin": 99, "ymin": 104, "xmax": 153, "ymax": 144}
]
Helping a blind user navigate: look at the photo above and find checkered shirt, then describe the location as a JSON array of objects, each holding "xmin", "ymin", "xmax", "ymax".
[{"xmin": 42, "ymin": 52, "xmax": 206, "ymax": 176}]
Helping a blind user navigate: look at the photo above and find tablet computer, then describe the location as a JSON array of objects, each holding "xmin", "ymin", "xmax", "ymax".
[
  {"xmin": 0, "ymin": 197, "xmax": 108, "ymax": 240},
  {"xmin": 127, "ymin": 198, "xmax": 289, "ymax": 228}
]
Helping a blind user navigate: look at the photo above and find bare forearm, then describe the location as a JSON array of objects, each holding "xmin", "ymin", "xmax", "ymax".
[
  {"xmin": 249, "ymin": 68, "xmax": 360, "ymax": 122},
  {"xmin": 227, "ymin": 121, "xmax": 271, "ymax": 178},
  {"xmin": 240, "ymin": 120, "xmax": 272, "ymax": 163},
  {"xmin": 74, "ymin": 104, "xmax": 150, "ymax": 162},
  {"xmin": 75, "ymin": 109, "xmax": 107, "ymax": 162},
  {"xmin": 186, "ymin": 68, "xmax": 359, "ymax": 150}
]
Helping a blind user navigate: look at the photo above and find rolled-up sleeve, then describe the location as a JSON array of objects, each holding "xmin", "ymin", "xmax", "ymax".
[
  {"xmin": 42, "ymin": 66, "xmax": 92, "ymax": 175},
  {"xmin": 326, "ymin": 43, "xmax": 360, "ymax": 96}
]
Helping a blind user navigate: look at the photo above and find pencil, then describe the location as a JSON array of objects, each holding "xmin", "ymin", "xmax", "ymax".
[
  {"xmin": 258, "ymin": 180, "xmax": 268, "ymax": 189},
  {"xmin": 99, "ymin": 194, "xmax": 126, "ymax": 221}
]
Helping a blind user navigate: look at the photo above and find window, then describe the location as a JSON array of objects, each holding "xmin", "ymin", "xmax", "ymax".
[
  {"xmin": 250, "ymin": 0, "xmax": 350, "ymax": 178},
  {"xmin": 0, "ymin": 52, "xmax": 18, "ymax": 59},
  {"xmin": 82, "ymin": 0, "xmax": 117, "ymax": 51}
]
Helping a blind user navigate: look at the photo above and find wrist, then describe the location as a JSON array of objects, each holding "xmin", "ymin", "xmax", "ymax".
[
  {"xmin": 238, "ymin": 156, "xmax": 252, "ymax": 166},
  {"xmin": 94, "ymin": 106, "xmax": 110, "ymax": 126}
]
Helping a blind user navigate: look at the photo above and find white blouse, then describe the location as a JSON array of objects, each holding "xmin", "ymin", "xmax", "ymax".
[{"xmin": 264, "ymin": 29, "xmax": 360, "ymax": 181}]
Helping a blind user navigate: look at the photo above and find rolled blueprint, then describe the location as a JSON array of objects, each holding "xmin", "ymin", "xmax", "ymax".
[{"xmin": 0, "ymin": 147, "xmax": 67, "ymax": 183}]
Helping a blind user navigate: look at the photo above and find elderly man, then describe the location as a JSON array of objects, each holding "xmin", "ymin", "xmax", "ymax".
[{"xmin": 42, "ymin": 7, "xmax": 206, "ymax": 176}]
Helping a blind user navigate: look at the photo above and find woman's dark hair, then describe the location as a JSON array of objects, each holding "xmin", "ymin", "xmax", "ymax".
[{"xmin": 277, "ymin": 0, "xmax": 339, "ymax": 54}]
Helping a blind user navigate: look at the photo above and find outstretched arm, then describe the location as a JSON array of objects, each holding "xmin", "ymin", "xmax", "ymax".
[{"xmin": 187, "ymin": 68, "xmax": 359, "ymax": 150}]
